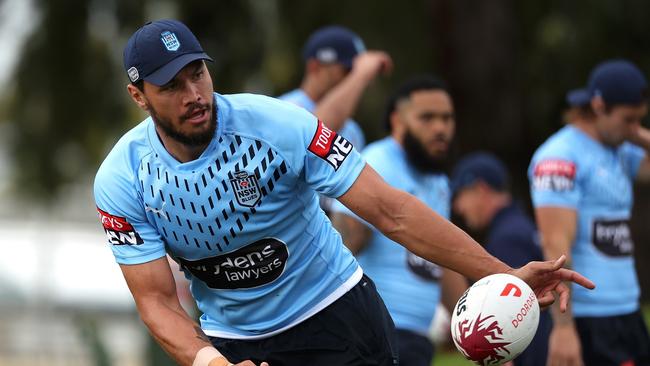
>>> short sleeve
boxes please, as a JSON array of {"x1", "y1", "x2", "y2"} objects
[
  {"x1": 620, "y1": 142, "x2": 646, "y2": 179},
  {"x1": 528, "y1": 155, "x2": 581, "y2": 209},
  {"x1": 94, "y1": 162, "x2": 167, "y2": 265},
  {"x1": 302, "y1": 119, "x2": 366, "y2": 198}
]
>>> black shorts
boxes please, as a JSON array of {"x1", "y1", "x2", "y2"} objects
[
  {"x1": 395, "y1": 329, "x2": 434, "y2": 366},
  {"x1": 209, "y1": 275, "x2": 399, "y2": 366},
  {"x1": 575, "y1": 310, "x2": 650, "y2": 366}
]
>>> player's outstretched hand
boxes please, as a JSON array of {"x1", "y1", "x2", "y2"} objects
[
  {"x1": 233, "y1": 362, "x2": 269, "y2": 366},
  {"x1": 352, "y1": 51, "x2": 393, "y2": 79},
  {"x1": 507, "y1": 255, "x2": 595, "y2": 311}
]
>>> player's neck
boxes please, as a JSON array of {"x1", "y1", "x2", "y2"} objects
[
  {"x1": 572, "y1": 119, "x2": 602, "y2": 144},
  {"x1": 300, "y1": 77, "x2": 327, "y2": 102}
]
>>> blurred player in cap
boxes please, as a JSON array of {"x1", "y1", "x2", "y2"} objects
[
  {"x1": 451, "y1": 152, "x2": 552, "y2": 366},
  {"x1": 94, "y1": 19, "x2": 594, "y2": 366},
  {"x1": 529, "y1": 59, "x2": 650, "y2": 366}
]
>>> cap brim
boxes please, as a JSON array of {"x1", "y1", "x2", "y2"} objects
[
  {"x1": 145, "y1": 52, "x2": 213, "y2": 86},
  {"x1": 566, "y1": 88, "x2": 591, "y2": 106}
]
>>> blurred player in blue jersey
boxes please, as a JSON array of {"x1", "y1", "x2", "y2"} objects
[
  {"x1": 529, "y1": 59, "x2": 650, "y2": 366},
  {"x1": 451, "y1": 152, "x2": 552, "y2": 366},
  {"x1": 94, "y1": 19, "x2": 595, "y2": 366},
  {"x1": 278, "y1": 25, "x2": 391, "y2": 214},
  {"x1": 330, "y1": 75, "x2": 467, "y2": 366}
]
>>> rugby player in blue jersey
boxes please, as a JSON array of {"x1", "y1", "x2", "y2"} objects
[
  {"x1": 529, "y1": 59, "x2": 650, "y2": 366},
  {"x1": 330, "y1": 75, "x2": 466, "y2": 366},
  {"x1": 94, "y1": 19, "x2": 594, "y2": 366}
]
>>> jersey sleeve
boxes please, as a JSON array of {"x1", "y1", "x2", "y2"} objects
[
  {"x1": 528, "y1": 151, "x2": 581, "y2": 209},
  {"x1": 620, "y1": 142, "x2": 646, "y2": 179},
  {"x1": 301, "y1": 119, "x2": 366, "y2": 198},
  {"x1": 94, "y1": 159, "x2": 167, "y2": 265}
]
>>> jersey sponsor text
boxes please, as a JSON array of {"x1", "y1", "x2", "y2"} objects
[
  {"x1": 97, "y1": 207, "x2": 144, "y2": 245},
  {"x1": 533, "y1": 159, "x2": 576, "y2": 191},
  {"x1": 308, "y1": 120, "x2": 353, "y2": 170}
]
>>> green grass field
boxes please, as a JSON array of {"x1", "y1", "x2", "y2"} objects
[{"x1": 431, "y1": 304, "x2": 650, "y2": 366}]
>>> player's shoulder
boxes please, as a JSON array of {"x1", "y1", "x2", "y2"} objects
[
  {"x1": 95, "y1": 118, "x2": 153, "y2": 189},
  {"x1": 532, "y1": 125, "x2": 580, "y2": 162}
]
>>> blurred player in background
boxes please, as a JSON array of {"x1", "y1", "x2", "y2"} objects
[
  {"x1": 278, "y1": 25, "x2": 392, "y2": 213},
  {"x1": 331, "y1": 75, "x2": 467, "y2": 366},
  {"x1": 451, "y1": 152, "x2": 552, "y2": 366},
  {"x1": 529, "y1": 59, "x2": 650, "y2": 366}
]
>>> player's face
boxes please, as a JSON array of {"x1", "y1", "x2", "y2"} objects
[
  {"x1": 320, "y1": 63, "x2": 349, "y2": 90},
  {"x1": 596, "y1": 103, "x2": 648, "y2": 146},
  {"x1": 143, "y1": 61, "x2": 215, "y2": 146},
  {"x1": 453, "y1": 184, "x2": 487, "y2": 230},
  {"x1": 400, "y1": 90, "x2": 455, "y2": 160}
]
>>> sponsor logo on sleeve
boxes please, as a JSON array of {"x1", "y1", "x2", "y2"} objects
[
  {"x1": 177, "y1": 238, "x2": 289, "y2": 289},
  {"x1": 308, "y1": 120, "x2": 353, "y2": 171},
  {"x1": 532, "y1": 159, "x2": 576, "y2": 191},
  {"x1": 592, "y1": 219, "x2": 634, "y2": 256},
  {"x1": 97, "y1": 207, "x2": 144, "y2": 246}
]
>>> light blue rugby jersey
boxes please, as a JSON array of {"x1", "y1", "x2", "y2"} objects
[
  {"x1": 529, "y1": 125, "x2": 646, "y2": 317},
  {"x1": 278, "y1": 89, "x2": 366, "y2": 150},
  {"x1": 94, "y1": 93, "x2": 366, "y2": 339},
  {"x1": 332, "y1": 137, "x2": 450, "y2": 335}
]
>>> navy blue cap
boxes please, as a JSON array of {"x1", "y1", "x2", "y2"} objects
[
  {"x1": 302, "y1": 25, "x2": 366, "y2": 68},
  {"x1": 566, "y1": 59, "x2": 648, "y2": 107},
  {"x1": 451, "y1": 152, "x2": 508, "y2": 195},
  {"x1": 123, "y1": 19, "x2": 213, "y2": 86}
]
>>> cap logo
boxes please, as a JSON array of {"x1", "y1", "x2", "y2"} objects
[
  {"x1": 127, "y1": 67, "x2": 139, "y2": 82},
  {"x1": 316, "y1": 48, "x2": 337, "y2": 63},
  {"x1": 353, "y1": 37, "x2": 366, "y2": 53},
  {"x1": 161, "y1": 30, "x2": 180, "y2": 51}
]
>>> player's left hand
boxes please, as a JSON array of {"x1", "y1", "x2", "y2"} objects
[
  {"x1": 628, "y1": 124, "x2": 650, "y2": 150},
  {"x1": 507, "y1": 255, "x2": 595, "y2": 311}
]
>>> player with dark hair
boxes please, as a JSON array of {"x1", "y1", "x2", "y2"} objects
[
  {"x1": 529, "y1": 59, "x2": 650, "y2": 366},
  {"x1": 330, "y1": 75, "x2": 467, "y2": 366},
  {"x1": 94, "y1": 19, "x2": 594, "y2": 366}
]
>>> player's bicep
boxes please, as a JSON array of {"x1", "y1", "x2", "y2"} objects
[
  {"x1": 119, "y1": 257, "x2": 178, "y2": 308},
  {"x1": 337, "y1": 164, "x2": 406, "y2": 233}
]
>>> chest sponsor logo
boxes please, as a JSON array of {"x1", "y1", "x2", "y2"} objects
[
  {"x1": 97, "y1": 207, "x2": 143, "y2": 245},
  {"x1": 308, "y1": 119, "x2": 353, "y2": 171},
  {"x1": 230, "y1": 171, "x2": 261, "y2": 207},
  {"x1": 532, "y1": 159, "x2": 576, "y2": 191},
  {"x1": 406, "y1": 251, "x2": 442, "y2": 281},
  {"x1": 177, "y1": 238, "x2": 288, "y2": 289},
  {"x1": 592, "y1": 219, "x2": 634, "y2": 257}
]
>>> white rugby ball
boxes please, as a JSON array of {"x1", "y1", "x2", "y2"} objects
[{"x1": 450, "y1": 273, "x2": 540, "y2": 365}]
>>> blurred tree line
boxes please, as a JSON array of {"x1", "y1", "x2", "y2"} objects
[{"x1": 3, "y1": 0, "x2": 649, "y2": 294}]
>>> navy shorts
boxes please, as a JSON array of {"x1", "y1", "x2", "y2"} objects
[
  {"x1": 395, "y1": 329, "x2": 434, "y2": 366},
  {"x1": 576, "y1": 310, "x2": 650, "y2": 365},
  {"x1": 209, "y1": 275, "x2": 399, "y2": 366}
]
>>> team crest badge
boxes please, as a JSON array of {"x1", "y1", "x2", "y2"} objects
[
  {"x1": 230, "y1": 171, "x2": 261, "y2": 207},
  {"x1": 160, "y1": 30, "x2": 180, "y2": 51}
]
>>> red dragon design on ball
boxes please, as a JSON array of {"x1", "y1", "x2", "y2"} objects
[{"x1": 454, "y1": 313, "x2": 511, "y2": 365}]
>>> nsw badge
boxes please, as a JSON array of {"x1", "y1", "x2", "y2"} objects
[{"x1": 230, "y1": 171, "x2": 261, "y2": 207}]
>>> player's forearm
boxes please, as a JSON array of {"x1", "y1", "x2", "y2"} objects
[
  {"x1": 380, "y1": 191, "x2": 511, "y2": 281},
  {"x1": 137, "y1": 297, "x2": 225, "y2": 366},
  {"x1": 313, "y1": 70, "x2": 373, "y2": 131},
  {"x1": 331, "y1": 212, "x2": 372, "y2": 254}
]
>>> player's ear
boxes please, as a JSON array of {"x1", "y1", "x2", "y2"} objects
[
  {"x1": 390, "y1": 110, "x2": 405, "y2": 138},
  {"x1": 126, "y1": 83, "x2": 149, "y2": 111},
  {"x1": 591, "y1": 95, "x2": 606, "y2": 116}
]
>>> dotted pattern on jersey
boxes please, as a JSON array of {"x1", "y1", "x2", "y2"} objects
[{"x1": 138, "y1": 134, "x2": 289, "y2": 253}]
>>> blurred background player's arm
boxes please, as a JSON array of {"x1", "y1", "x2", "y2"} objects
[
  {"x1": 440, "y1": 268, "x2": 468, "y2": 314},
  {"x1": 630, "y1": 124, "x2": 650, "y2": 181},
  {"x1": 331, "y1": 211, "x2": 372, "y2": 254},
  {"x1": 119, "y1": 257, "x2": 232, "y2": 366},
  {"x1": 535, "y1": 206, "x2": 583, "y2": 366},
  {"x1": 314, "y1": 51, "x2": 392, "y2": 131}
]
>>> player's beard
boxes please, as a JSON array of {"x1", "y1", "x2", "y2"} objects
[
  {"x1": 149, "y1": 101, "x2": 217, "y2": 147},
  {"x1": 403, "y1": 128, "x2": 450, "y2": 174}
]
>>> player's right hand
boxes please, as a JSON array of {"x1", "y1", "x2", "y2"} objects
[
  {"x1": 546, "y1": 324, "x2": 583, "y2": 366},
  {"x1": 352, "y1": 51, "x2": 393, "y2": 79}
]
